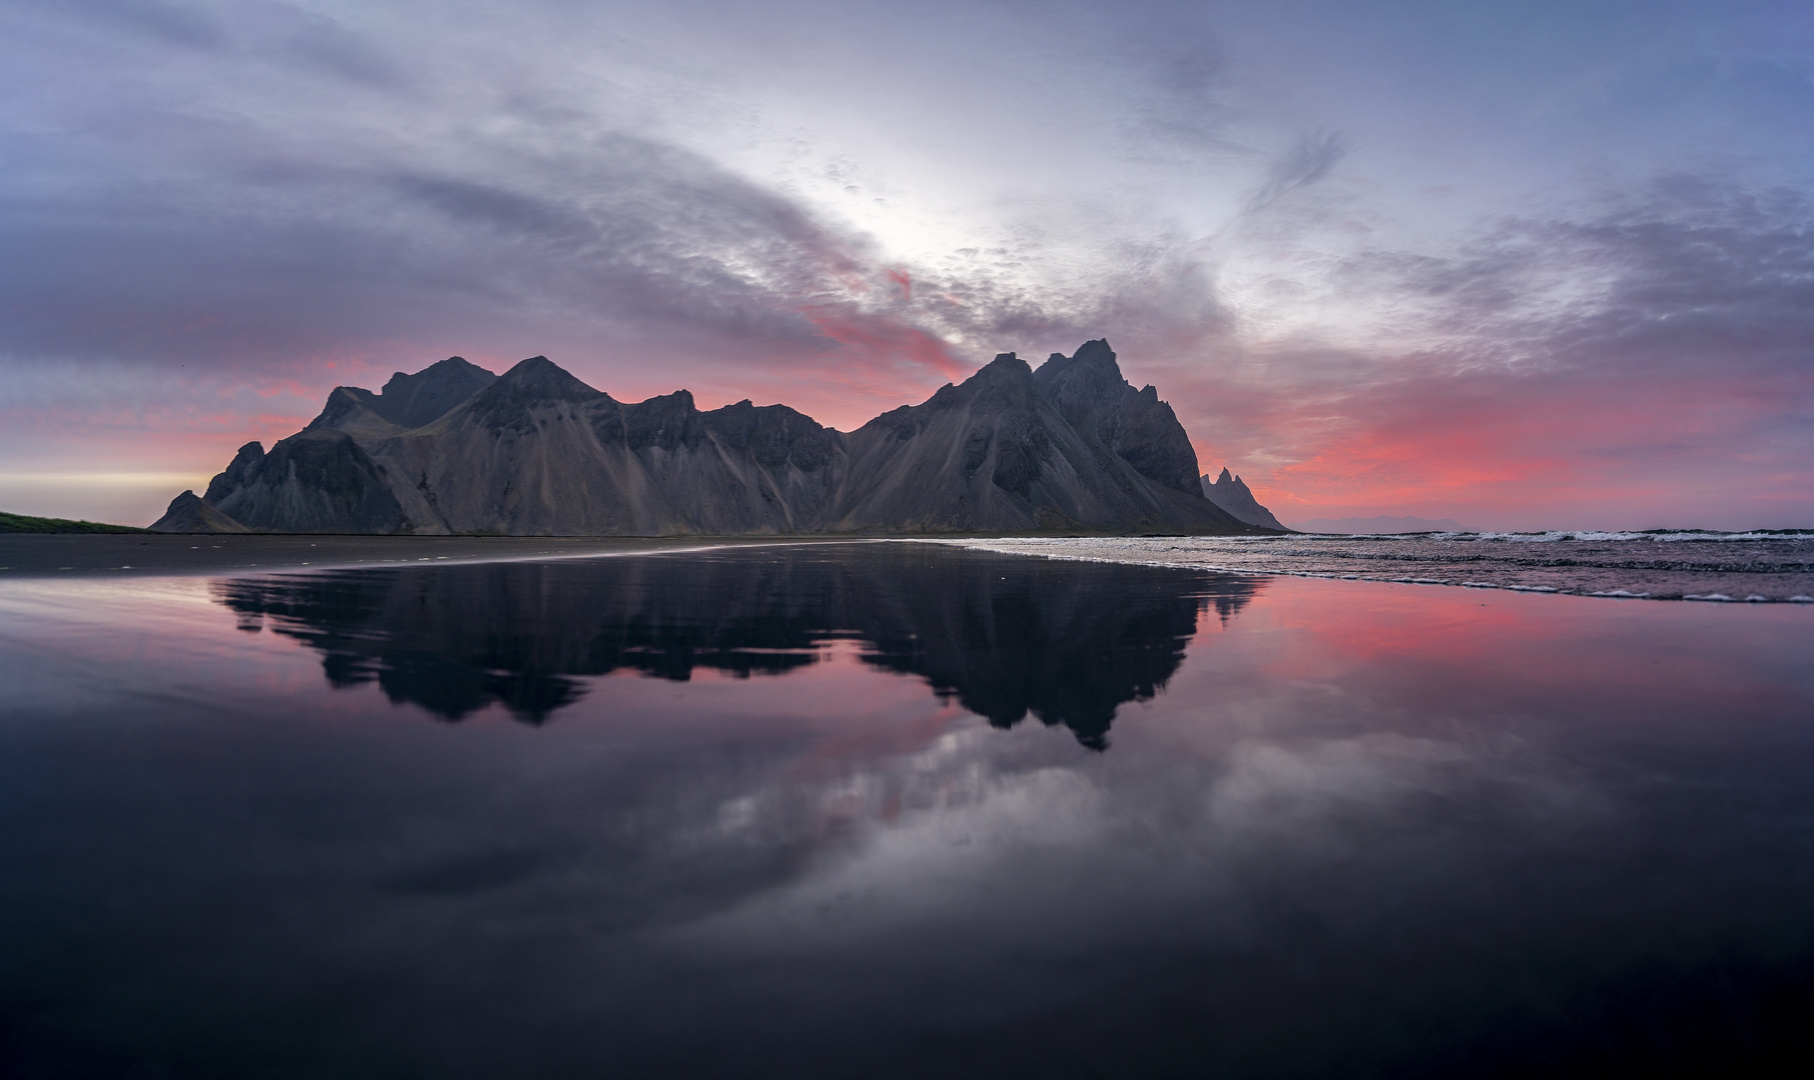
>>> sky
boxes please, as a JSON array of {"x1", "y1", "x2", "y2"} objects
[{"x1": 2, "y1": 0, "x2": 1811, "y2": 530}]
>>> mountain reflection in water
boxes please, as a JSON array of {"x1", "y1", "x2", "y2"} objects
[{"x1": 211, "y1": 542, "x2": 1262, "y2": 748}]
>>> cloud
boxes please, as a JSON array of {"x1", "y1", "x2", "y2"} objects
[
  {"x1": 1114, "y1": 10, "x2": 1236, "y2": 152},
  {"x1": 0, "y1": 0, "x2": 1242, "y2": 419},
  {"x1": 1336, "y1": 178, "x2": 1814, "y2": 376},
  {"x1": 1245, "y1": 129, "x2": 1348, "y2": 213},
  {"x1": 0, "y1": 0, "x2": 1247, "y2": 401},
  {"x1": 38, "y1": 0, "x2": 226, "y2": 49},
  {"x1": 0, "y1": 119, "x2": 949, "y2": 378},
  {"x1": 285, "y1": 13, "x2": 401, "y2": 84},
  {"x1": 1180, "y1": 179, "x2": 1814, "y2": 527}
]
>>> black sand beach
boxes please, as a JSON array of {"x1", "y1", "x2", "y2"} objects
[{"x1": 0, "y1": 533, "x2": 822, "y2": 577}]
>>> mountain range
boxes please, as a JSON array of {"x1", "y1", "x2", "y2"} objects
[{"x1": 152, "y1": 340, "x2": 1270, "y2": 537}]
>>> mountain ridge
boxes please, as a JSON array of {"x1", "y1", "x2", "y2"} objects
[{"x1": 153, "y1": 342, "x2": 1269, "y2": 537}]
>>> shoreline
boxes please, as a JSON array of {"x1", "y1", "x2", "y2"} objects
[
  {"x1": 5, "y1": 533, "x2": 1809, "y2": 605},
  {"x1": 0, "y1": 533, "x2": 870, "y2": 578},
  {"x1": 0, "y1": 528, "x2": 1270, "y2": 579}
]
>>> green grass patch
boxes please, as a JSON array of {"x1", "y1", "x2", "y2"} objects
[{"x1": 0, "y1": 511, "x2": 148, "y2": 534}]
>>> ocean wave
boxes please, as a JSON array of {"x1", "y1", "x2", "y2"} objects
[
  {"x1": 1282, "y1": 529, "x2": 1812, "y2": 543},
  {"x1": 928, "y1": 535, "x2": 1814, "y2": 604}
]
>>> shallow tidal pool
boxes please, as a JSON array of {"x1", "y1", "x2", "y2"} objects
[{"x1": 1, "y1": 541, "x2": 1811, "y2": 1078}]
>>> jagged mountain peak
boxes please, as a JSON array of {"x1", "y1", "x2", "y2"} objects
[
  {"x1": 961, "y1": 352, "x2": 1038, "y2": 402},
  {"x1": 1202, "y1": 467, "x2": 1286, "y2": 531},
  {"x1": 900, "y1": 359, "x2": 1033, "y2": 426},
  {"x1": 1032, "y1": 340, "x2": 1133, "y2": 415},
  {"x1": 1072, "y1": 337, "x2": 1117, "y2": 364},
  {"x1": 1025, "y1": 340, "x2": 1201, "y2": 495},
  {"x1": 701, "y1": 397, "x2": 841, "y2": 471},
  {"x1": 203, "y1": 441, "x2": 267, "y2": 503},
  {"x1": 1034, "y1": 338, "x2": 1122, "y2": 387}
]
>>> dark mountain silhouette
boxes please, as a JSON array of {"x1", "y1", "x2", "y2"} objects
[
  {"x1": 211, "y1": 543, "x2": 1264, "y2": 748},
  {"x1": 153, "y1": 342, "x2": 1264, "y2": 536},
  {"x1": 1200, "y1": 467, "x2": 1287, "y2": 530}
]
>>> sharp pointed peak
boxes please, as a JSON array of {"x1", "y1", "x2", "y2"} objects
[{"x1": 1033, "y1": 339, "x2": 1124, "y2": 383}]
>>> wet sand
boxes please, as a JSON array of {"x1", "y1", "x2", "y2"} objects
[{"x1": 0, "y1": 533, "x2": 849, "y2": 577}]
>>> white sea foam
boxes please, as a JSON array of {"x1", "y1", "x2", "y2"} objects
[
  {"x1": 925, "y1": 535, "x2": 1813, "y2": 605},
  {"x1": 1433, "y1": 530, "x2": 1805, "y2": 543}
]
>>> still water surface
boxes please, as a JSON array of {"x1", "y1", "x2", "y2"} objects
[{"x1": 2, "y1": 542, "x2": 1812, "y2": 1078}]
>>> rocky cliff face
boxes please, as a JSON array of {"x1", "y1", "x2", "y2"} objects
[
  {"x1": 152, "y1": 342, "x2": 1258, "y2": 536},
  {"x1": 1200, "y1": 467, "x2": 1287, "y2": 530}
]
